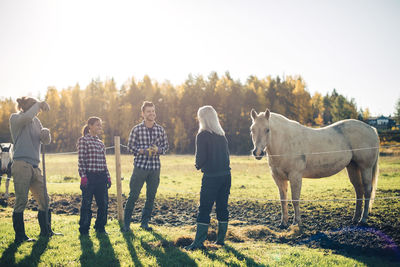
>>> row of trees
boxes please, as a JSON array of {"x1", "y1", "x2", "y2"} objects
[{"x1": 0, "y1": 72, "x2": 389, "y2": 154}]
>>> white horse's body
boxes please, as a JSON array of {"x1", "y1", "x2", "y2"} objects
[
  {"x1": 0, "y1": 143, "x2": 13, "y2": 198},
  {"x1": 250, "y1": 109, "x2": 379, "y2": 226}
]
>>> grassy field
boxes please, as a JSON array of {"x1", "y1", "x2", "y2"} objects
[{"x1": 0, "y1": 154, "x2": 400, "y2": 266}]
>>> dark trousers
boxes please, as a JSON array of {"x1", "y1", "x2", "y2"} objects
[
  {"x1": 197, "y1": 173, "x2": 231, "y2": 224},
  {"x1": 79, "y1": 171, "x2": 108, "y2": 234}
]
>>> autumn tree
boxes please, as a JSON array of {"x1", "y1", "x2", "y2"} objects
[{"x1": 395, "y1": 97, "x2": 400, "y2": 124}]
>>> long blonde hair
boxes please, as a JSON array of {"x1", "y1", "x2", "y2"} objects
[{"x1": 197, "y1": 106, "x2": 225, "y2": 136}]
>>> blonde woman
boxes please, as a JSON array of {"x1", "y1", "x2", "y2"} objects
[{"x1": 186, "y1": 106, "x2": 231, "y2": 250}]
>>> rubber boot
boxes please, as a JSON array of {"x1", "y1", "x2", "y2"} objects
[
  {"x1": 13, "y1": 212, "x2": 35, "y2": 243},
  {"x1": 185, "y1": 223, "x2": 209, "y2": 250},
  {"x1": 215, "y1": 221, "x2": 228, "y2": 245}
]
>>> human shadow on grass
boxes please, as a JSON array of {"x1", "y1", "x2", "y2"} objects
[
  {"x1": 201, "y1": 244, "x2": 266, "y2": 267},
  {"x1": 96, "y1": 232, "x2": 121, "y2": 267},
  {"x1": 79, "y1": 235, "x2": 95, "y2": 267},
  {"x1": 15, "y1": 236, "x2": 50, "y2": 267},
  {"x1": 139, "y1": 230, "x2": 197, "y2": 267},
  {"x1": 79, "y1": 232, "x2": 121, "y2": 267},
  {"x1": 0, "y1": 240, "x2": 22, "y2": 266},
  {"x1": 122, "y1": 230, "x2": 143, "y2": 267}
]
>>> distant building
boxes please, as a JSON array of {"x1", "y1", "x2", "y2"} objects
[{"x1": 366, "y1": 116, "x2": 396, "y2": 130}]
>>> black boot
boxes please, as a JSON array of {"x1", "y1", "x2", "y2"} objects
[
  {"x1": 140, "y1": 209, "x2": 153, "y2": 231},
  {"x1": 79, "y1": 209, "x2": 92, "y2": 235},
  {"x1": 140, "y1": 217, "x2": 153, "y2": 231},
  {"x1": 39, "y1": 210, "x2": 62, "y2": 237},
  {"x1": 13, "y1": 212, "x2": 35, "y2": 243},
  {"x1": 38, "y1": 210, "x2": 50, "y2": 237}
]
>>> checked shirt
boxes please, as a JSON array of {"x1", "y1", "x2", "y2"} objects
[
  {"x1": 127, "y1": 121, "x2": 169, "y2": 170},
  {"x1": 78, "y1": 134, "x2": 111, "y2": 179}
]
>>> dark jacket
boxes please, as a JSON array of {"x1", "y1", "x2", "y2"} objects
[{"x1": 195, "y1": 130, "x2": 230, "y2": 177}]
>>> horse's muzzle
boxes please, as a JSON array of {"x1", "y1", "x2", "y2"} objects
[{"x1": 252, "y1": 149, "x2": 265, "y2": 160}]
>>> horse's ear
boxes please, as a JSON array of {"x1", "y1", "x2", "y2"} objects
[
  {"x1": 251, "y1": 109, "x2": 257, "y2": 120},
  {"x1": 265, "y1": 109, "x2": 270, "y2": 120}
]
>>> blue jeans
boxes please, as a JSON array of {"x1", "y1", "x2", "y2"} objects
[{"x1": 197, "y1": 173, "x2": 231, "y2": 224}]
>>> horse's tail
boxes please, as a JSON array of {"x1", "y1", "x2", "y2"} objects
[{"x1": 369, "y1": 154, "x2": 379, "y2": 211}]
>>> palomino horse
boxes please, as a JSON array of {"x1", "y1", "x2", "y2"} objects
[
  {"x1": 250, "y1": 109, "x2": 379, "y2": 227},
  {"x1": 0, "y1": 143, "x2": 13, "y2": 198}
]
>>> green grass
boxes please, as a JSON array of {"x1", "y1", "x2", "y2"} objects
[
  {"x1": 0, "y1": 208, "x2": 394, "y2": 267},
  {"x1": 1, "y1": 154, "x2": 399, "y2": 266}
]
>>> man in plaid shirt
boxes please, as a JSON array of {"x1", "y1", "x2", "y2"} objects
[{"x1": 122, "y1": 101, "x2": 169, "y2": 232}]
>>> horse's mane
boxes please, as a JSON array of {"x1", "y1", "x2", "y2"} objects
[{"x1": 270, "y1": 112, "x2": 306, "y2": 130}]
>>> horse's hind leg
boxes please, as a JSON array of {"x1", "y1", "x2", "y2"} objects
[
  {"x1": 360, "y1": 167, "x2": 373, "y2": 224},
  {"x1": 272, "y1": 175, "x2": 289, "y2": 228},
  {"x1": 347, "y1": 162, "x2": 363, "y2": 223}
]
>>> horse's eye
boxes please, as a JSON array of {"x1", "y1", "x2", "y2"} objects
[{"x1": 265, "y1": 128, "x2": 270, "y2": 134}]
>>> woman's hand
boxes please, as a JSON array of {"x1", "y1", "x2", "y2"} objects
[
  {"x1": 80, "y1": 176, "x2": 88, "y2": 190},
  {"x1": 107, "y1": 177, "x2": 112, "y2": 189}
]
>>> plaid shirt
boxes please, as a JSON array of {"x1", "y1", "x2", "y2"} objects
[
  {"x1": 127, "y1": 121, "x2": 169, "y2": 170},
  {"x1": 78, "y1": 134, "x2": 110, "y2": 179}
]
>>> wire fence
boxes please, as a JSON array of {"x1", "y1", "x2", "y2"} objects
[{"x1": 1, "y1": 144, "x2": 400, "y2": 203}]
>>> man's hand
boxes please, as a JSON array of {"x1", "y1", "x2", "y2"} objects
[
  {"x1": 145, "y1": 148, "x2": 155, "y2": 157},
  {"x1": 151, "y1": 145, "x2": 159, "y2": 154},
  {"x1": 40, "y1": 128, "x2": 51, "y2": 145},
  {"x1": 39, "y1": 101, "x2": 50, "y2": 112}
]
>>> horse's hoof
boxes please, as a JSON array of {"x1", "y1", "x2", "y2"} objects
[
  {"x1": 357, "y1": 220, "x2": 368, "y2": 227},
  {"x1": 278, "y1": 223, "x2": 288, "y2": 229}
]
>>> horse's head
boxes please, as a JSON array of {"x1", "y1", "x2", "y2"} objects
[
  {"x1": 0, "y1": 143, "x2": 13, "y2": 172},
  {"x1": 250, "y1": 108, "x2": 271, "y2": 160}
]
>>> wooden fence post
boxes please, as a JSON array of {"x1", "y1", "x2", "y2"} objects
[{"x1": 114, "y1": 136, "x2": 124, "y2": 222}]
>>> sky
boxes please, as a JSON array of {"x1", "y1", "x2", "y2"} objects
[{"x1": 0, "y1": 0, "x2": 399, "y2": 116}]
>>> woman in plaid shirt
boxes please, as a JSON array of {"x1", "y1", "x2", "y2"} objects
[{"x1": 77, "y1": 117, "x2": 111, "y2": 235}]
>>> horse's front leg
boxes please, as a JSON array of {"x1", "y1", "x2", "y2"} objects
[
  {"x1": 273, "y1": 175, "x2": 289, "y2": 228},
  {"x1": 289, "y1": 173, "x2": 303, "y2": 226},
  {"x1": 5, "y1": 175, "x2": 10, "y2": 198}
]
